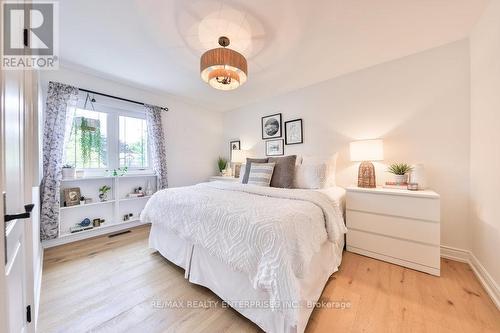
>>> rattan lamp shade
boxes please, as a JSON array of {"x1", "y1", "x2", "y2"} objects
[
  {"x1": 350, "y1": 139, "x2": 384, "y2": 188},
  {"x1": 200, "y1": 38, "x2": 248, "y2": 91}
]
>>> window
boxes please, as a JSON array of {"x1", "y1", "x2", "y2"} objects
[
  {"x1": 63, "y1": 104, "x2": 151, "y2": 172},
  {"x1": 65, "y1": 108, "x2": 108, "y2": 169},
  {"x1": 119, "y1": 116, "x2": 148, "y2": 169}
]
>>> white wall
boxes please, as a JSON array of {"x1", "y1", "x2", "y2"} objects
[
  {"x1": 223, "y1": 40, "x2": 471, "y2": 250},
  {"x1": 40, "y1": 66, "x2": 224, "y2": 187},
  {"x1": 470, "y1": 0, "x2": 500, "y2": 289}
]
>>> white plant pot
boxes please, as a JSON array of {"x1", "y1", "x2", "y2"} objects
[
  {"x1": 394, "y1": 174, "x2": 407, "y2": 184},
  {"x1": 62, "y1": 168, "x2": 75, "y2": 179}
]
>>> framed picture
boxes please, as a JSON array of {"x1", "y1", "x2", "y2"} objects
[
  {"x1": 265, "y1": 139, "x2": 284, "y2": 156},
  {"x1": 63, "y1": 187, "x2": 81, "y2": 207},
  {"x1": 229, "y1": 140, "x2": 240, "y2": 161},
  {"x1": 285, "y1": 118, "x2": 303, "y2": 145},
  {"x1": 261, "y1": 113, "x2": 282, "y2": 139}
]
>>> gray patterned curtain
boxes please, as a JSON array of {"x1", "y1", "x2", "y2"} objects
[
  {"x1": 144, "y1": 104, "x2": 168, "y2": 190},
  {"x1": 40, "y1": 82, "x2": 79, "y2": 240}
]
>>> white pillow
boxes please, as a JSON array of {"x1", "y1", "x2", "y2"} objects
[
  {"x1": 294, "y1": 153, "x2": 338, "y2": 189},
  {"x1": 247, "y1": 162, "x2": 275, "y2": 187}
]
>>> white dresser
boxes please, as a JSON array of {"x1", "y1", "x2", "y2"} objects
[{"x1": 345, "y1": 186, "x2": 441, "y2": 276}]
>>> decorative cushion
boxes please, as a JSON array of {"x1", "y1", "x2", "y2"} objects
[
  {"x1": 293, "y1": 163, "x2": 328, "y2": 189},
  {"x1": 298, "y1": 153, "x2": 338, "y2": 187},
  {"x1": 247, "y1": 163, "x2": 276, "y2": 187},
  {"x1": 268, "y1": 155, "x2": 297, "y2": 188},
  {"x1": 242, "y1": 158, "x2": 269, "y2": 183}
]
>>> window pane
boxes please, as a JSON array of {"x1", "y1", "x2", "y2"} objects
[
  {"x1": 64, "y1": 109, "x2": 108, "y2": 169},
  {"x1": 119, "y1": 116, "x2": 148, "y2": 169}
]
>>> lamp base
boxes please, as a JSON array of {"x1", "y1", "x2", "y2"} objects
[
  {"x1": 358, "y1": 161, "x2": 376, "y2": 188},
  {"x1": 234, "y1": 163, "x2": 242, "y2": 178}
]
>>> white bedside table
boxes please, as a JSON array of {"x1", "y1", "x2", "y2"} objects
[
  {"x1": 209, "y1": 176, "x2": 239, "y2": 182},
  {"x1": 345, "y1": 186, "x2": 441, "y2": 276}
]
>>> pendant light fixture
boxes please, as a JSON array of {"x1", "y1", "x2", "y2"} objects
[{"x1": 200, "y1": 36, "x2": 248, "y2": 91}]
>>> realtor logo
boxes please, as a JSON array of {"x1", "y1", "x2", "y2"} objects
[{"x1": 2, "y1": 1, "x2": 58, "y2": 69}]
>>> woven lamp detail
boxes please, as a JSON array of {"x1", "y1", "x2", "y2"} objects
[
  {"x1": 350, "y1": 139, "x2": 384, "y2": 188},
  {"x1": 200, "y1": 36, "x2": 248, "y2": 91}
]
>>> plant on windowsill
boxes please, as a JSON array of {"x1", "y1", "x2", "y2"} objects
[
  {"x1": 106, "y1": 166, "x2": 128, "y2": 177},
  {"x1": 62, "y1": 164, "x2": 75, "y2": 179},
  {"x1": 99, "y1": 185, "x2": 111, "y2": 202},
  {"x1": 217, "y1": 157, "x2": 228, "y2": 176},
  {"x1": 387, "y1": 163, "x2": 413, "y2": 184}
]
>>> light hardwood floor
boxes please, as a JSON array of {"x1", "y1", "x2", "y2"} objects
[{"x1": 39, "y1": 225, "x2": 500, "y2": 333}]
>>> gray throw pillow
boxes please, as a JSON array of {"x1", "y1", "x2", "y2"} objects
[
  {"x1": 268, "y1": 155, "x2": 297, "y2": 188},
  {"x1": 243, "y1": 158, "x2": 269, "y2": 183}
]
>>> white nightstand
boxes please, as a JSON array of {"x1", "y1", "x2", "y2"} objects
[
  {"x1": 345, "y1": 186, "x2": 441, "y2": 276},
  {"x1": 209, "y1": 176, "x2": 239, "y2": 182}
]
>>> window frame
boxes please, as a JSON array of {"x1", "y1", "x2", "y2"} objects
[{"x1": 64, "y1": 101, "x2": 153, "y2": 176}]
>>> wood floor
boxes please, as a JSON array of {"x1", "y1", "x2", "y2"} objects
[{"x1": 39, "y1": 225, "x2": 500, "y2": 333}]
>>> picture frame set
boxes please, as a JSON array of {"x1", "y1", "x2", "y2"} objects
[{"x1": 261, "y1": 113, "x2": 303, "y2": 156}]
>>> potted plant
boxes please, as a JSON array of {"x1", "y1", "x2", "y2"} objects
[
  {"x1": 99, "y1": 185, "x2": 111, "y2": 202},
  {"x1": 387, "y1": 163, "x2": 413, "y2": 184},
  {"x1": 217, "y1": 157, "x2": 227, "y2": 176},
  {"x1": 80, "y1": 196, "x2": 85, "y2": 205},
  {"x1": 62, "y1": 164, "x2": 76, "y2": 179}
]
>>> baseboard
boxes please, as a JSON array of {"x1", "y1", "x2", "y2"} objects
[
  {"x1": 440, "y1": 245, "x2": 469, "y2": 263},
  {"x1": 440, "y1": 245, "x2": 500, "y2": 310}
]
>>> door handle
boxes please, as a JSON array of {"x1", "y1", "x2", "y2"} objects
[{"x1": 4, "y1": 204, "x2": 34, "y2": 223}]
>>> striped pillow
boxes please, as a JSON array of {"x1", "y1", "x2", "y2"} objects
[{"x1": 247, "y1": 162, "x2": 276, "y2": 187}]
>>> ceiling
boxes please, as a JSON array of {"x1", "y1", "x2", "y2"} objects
[{"x1": 59, "y1": 0, "x2": 489, "y2": 112}]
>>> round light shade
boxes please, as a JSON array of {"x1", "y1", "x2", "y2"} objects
[{"x1": 200, "y1": 47, "x2": 248, "y2": 91}]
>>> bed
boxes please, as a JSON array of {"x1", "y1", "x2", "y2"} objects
[{"x1": 141, "y1": 181, "x2": 346, "y2": 333}]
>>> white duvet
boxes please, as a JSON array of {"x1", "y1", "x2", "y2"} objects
[{"x1": 141, "y1": 181, "x2": 346, "y2": 323}]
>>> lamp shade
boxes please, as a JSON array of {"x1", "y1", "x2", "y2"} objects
[
  {"x1": 350, "y1": 139, "x2": 384, "y2": 162},
  {"x1": 231, "y1": 149, "x2": 246, "y2": 163}
]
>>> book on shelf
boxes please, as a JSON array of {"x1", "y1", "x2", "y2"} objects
[{"x1": 383, "y1": 181, "x2": 408, "y2": 190}]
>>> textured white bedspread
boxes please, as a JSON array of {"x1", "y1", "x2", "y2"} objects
[{"x1": 141, "y1": 182, "x2": 346, "y2": 323}]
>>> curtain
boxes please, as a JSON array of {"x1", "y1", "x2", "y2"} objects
[
  {"x1": 144, "y1": 104, "x2": 168, "y2": 190},
  {"x1": 40, "y1": 82, "x2": 79, "y2": 240}
]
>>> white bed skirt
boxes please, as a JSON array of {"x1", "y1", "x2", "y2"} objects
[{"x1": 149, "y1": 223, "x2": 344, "y2": 333}]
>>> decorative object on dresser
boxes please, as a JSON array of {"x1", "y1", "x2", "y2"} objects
[
  {"x1": 345, "y1": 186, "x2": 440, "y2": 276},
  {"x1": 62, "y1": 164, "x2": 76, "y2": 180},
  {"x1": 217, "y1": 156, "x2": 228, "y2": 176},
  {"x1": 266, "y1": 139, "x2": 284, "y2": 156},
  {"x1": 387, "y1": 163, "x2": 412, "y2": 184},
  {"x1": 231, "y1": 149, "x2": 246, "y2": 178},
  {"x1": 63, "y1": 187, "x2": 81, "y2": 207},
  {"x1": 409, "y1": 164, "x2": 427, "y2": 189},
  {"x1": 350, "y1": 139, "x2": 384, "y2": 188},
  {"x1": 261, "y1": 113, "x2": 282, "y2": 139},
  {"x1": 284, "y1": 119, "x2": 303, "y2": 145}
]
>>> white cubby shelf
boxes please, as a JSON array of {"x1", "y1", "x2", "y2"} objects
[{"x1": 55, "y1": 174, "x2": 158, "y2": 243}]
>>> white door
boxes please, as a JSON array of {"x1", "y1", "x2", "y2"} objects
[{"x1": 0, "y1": 60, "x2": 35, "y2": 333}]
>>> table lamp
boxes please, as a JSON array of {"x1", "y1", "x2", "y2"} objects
[
  {"x1": 350, "y1": 139, "x2": 384, "y2": 188},
  {"x1": 231, "y1": 149, "x2": 246, "y2": 178}
]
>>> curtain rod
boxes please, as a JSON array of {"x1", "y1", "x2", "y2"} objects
[{"x1": 78, "y1": 87, "x2": 169, "y2": 112}]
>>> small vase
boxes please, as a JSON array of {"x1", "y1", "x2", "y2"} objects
[
  {"x1": 99, "y1": 193, "x2": 108, "y2": 202},
  {"x1": 62, "y1": 168, "x2": 75, "y2": 179},
  {"x1": 394, "y1": 174, "x2": 407, "y2": 184}
]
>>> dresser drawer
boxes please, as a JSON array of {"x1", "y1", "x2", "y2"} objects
[
  {"x1": 347, "y1": 229, "x2": 440, "y2": 269},
  {"x1": 346, "y1": 210, "x2": 440, "y2": 245},
  {"x1": 346, "y1": 191, "x2": 440, "y2": 222}
]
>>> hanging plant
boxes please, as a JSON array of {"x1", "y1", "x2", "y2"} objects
[{"x1": 79, "y1": 117, "x2": 102, "y2": 166}]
